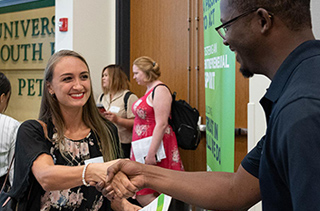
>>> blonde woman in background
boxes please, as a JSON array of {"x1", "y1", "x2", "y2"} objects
[
  {"x1": 97, "y1": 65, "x2": 138, "y2": 159},
  {"x1": 130, "y1": 56, "x2": 184, "y2": 206}
]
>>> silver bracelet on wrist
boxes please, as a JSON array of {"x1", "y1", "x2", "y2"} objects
[{"x1": 82, "y1": 163, "x2": 91, "y2": 187}]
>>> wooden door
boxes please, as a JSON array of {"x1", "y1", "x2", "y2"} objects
[
  {"x1": 130, "y1": 0, "x2": 249, "y2": 173},
  {"x1": 130, "y1": 0, "x2": 206, "y2": 171}
]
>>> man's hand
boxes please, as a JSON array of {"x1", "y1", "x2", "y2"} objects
[
  {"x1": 104, "y1": 171, "x2": 137, "y2": 199},
  {"x1": 101, "y1": 159, "x2": 145, "y2": 199}
]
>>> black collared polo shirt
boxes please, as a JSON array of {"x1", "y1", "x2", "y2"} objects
[{"x1": 242, "y1": 40, "x2": 320, "y2": 210}]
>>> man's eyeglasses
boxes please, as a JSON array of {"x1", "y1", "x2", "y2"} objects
[{"x1": 215, "y1": 8, "x2": 272, "y2": 39}]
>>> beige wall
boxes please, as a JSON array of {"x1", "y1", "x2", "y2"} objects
[
  {"x1": 2, "y1": 70, "x2": 44, "y2": 120},
  {"x1": 1, "y1": 7, "x2": 55, "y2": 121},
  {"x1": 55, "y1": 0, "x2": 116, "y2": 101}
]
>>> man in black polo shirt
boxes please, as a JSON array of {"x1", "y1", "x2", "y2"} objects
[{"x1": 101, "y1": 0, "x2": 319, "y2": 210}]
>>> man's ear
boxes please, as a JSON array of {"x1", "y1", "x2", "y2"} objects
[
  {"x1": 0, "y1": 93, "x2": 6, "y2": 103},
  {"x1": 257, "y1": 8, "x2": 273, "y2": 34}
]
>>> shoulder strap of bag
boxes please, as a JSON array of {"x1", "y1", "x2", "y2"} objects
[
  {"x1": 152, "y1": 84, "x2": 171, "y2": 100},
  {"x1": 124, "y1": 91, "x2": 133, "y2": 112},
  {"x1": 99, "y1": 93, "x2": 104, "y2": 103},
  {"x1": 0, "y1": 154, "x2": 15, "y2": 193}
]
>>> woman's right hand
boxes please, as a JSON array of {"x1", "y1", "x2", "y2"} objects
[{"x1": 86, "y1": 159, "x2": 121, "y2": 185}]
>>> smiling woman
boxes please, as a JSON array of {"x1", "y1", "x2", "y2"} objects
[
  {"x1": 3, "y1": 50, "x2": 139, "y2": 210},
  {"x1": 46, "y1": 56, "x2": 91, "y2": 110}
]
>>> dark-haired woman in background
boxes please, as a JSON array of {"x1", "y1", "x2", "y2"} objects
[{"x1": 97, "y1": 65, "x2": 138, "y2": 158}]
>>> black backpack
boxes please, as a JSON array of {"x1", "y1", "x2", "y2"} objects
[{"x1": 152, "y1": 84, "x2": 201, "y2": 150}]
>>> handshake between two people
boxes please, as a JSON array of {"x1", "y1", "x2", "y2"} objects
[
  {"x1": 84, "y1": 159, "x2": 146, "y2": 211},
  {"x1": 95, "y1": 159, "x2": 145, "y2": 200}
]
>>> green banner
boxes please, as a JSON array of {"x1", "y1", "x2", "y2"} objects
[
  {"x1": 203, "y1": 0, "x2": 235, "y2": 173},
  {"x1": 0, "y1": 0, "x2": 54, "y2": 14}
]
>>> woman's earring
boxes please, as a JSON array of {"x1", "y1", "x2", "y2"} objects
[{"x1": 50, "y1": 92, "x2": 56, "y2": 98}]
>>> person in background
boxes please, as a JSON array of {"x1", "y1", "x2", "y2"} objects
[
  {"x1": 129, "y1": 56, "x2": 184, "y2": 206},
  {"x1": 6, "y1": 50, "x2": 139, "y2": 210},
  {"x1": 102, "y1": 0, "x2": 320, "y2": 210},
  {"x1": 0, "y1": 72, "x2": 20, "y2": 191},
  {"x1": 97, "y1": 65, "x2": 138, "y2": 158}
]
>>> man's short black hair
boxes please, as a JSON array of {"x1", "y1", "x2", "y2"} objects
[{"x1": 229, "y1": 0, "x2": 311, "y2": 31}]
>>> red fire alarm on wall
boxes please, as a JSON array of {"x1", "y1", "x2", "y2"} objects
[{"x1": 59, "y1": 18, "x2": 68, "y2": 32}]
